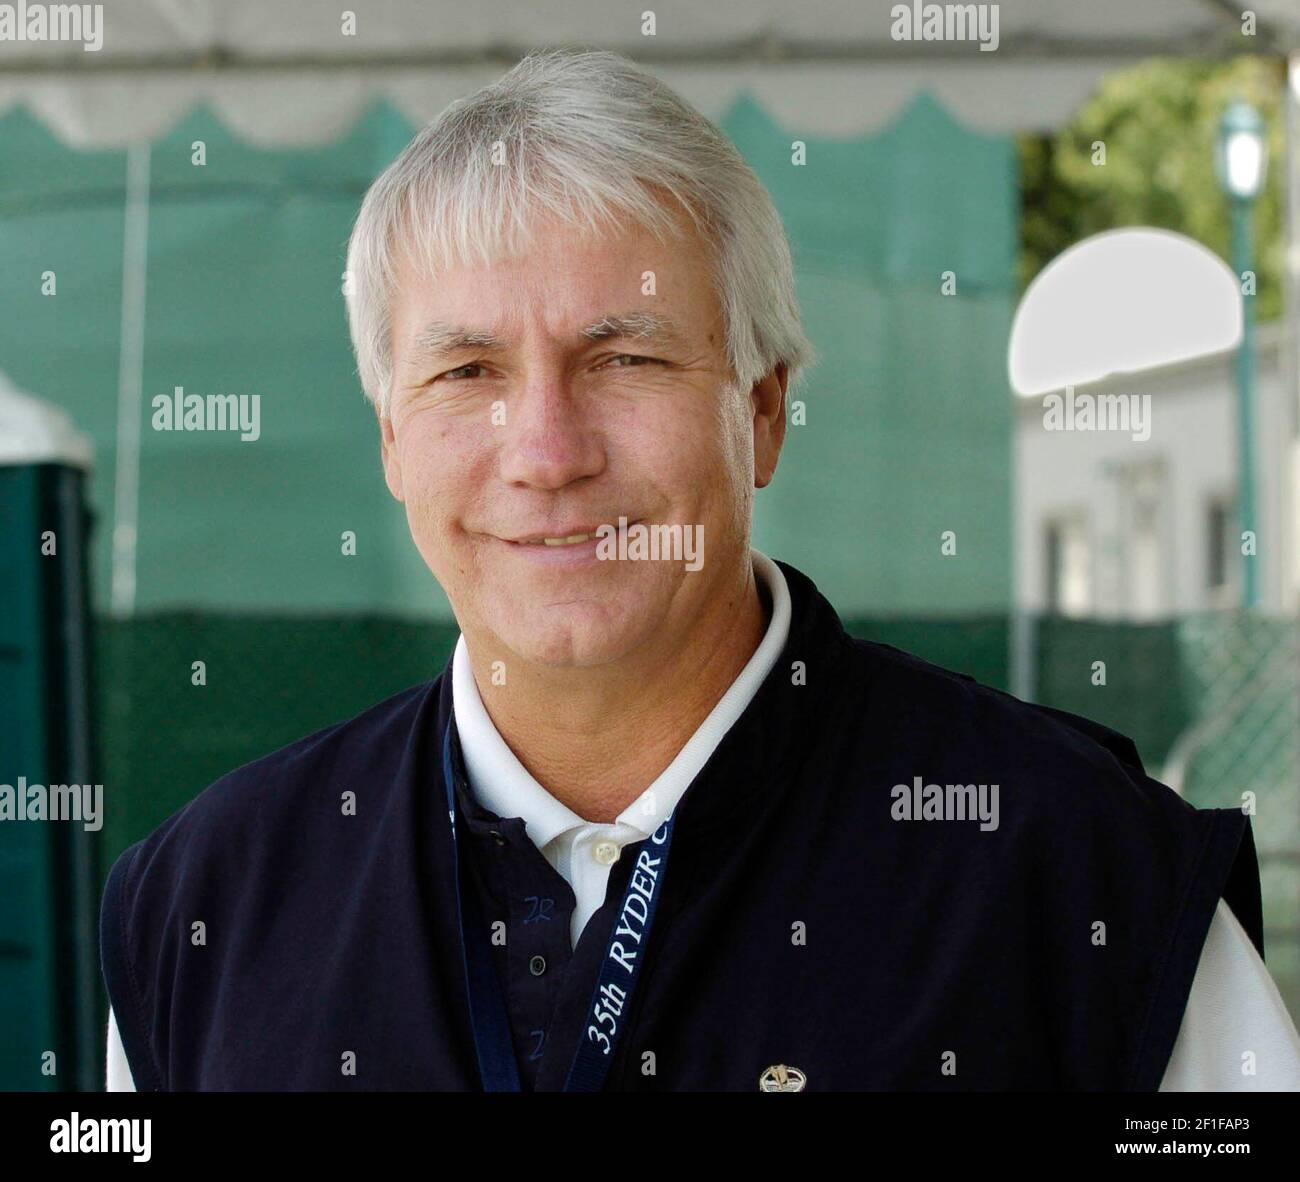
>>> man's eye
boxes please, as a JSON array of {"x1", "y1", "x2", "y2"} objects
[
  {"x1": 602, "y1": 354, "x2": 660, "y2": 369},
  {"x1": 438, "y1": 363, "x2": 486, "y2": 382}
]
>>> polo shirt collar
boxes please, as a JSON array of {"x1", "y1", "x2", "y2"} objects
[{"x1": 452, "y1": 631, "x2": 584, "y2": 849}]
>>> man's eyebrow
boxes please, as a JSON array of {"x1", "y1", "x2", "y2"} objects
[
  {"x1": 409, "y1": 311, "x2": 683, "y2": 360},
  {"x1": 410, "y1": 322, "x2": 504, "y2": 359},
  {"x1": 579, "y1": 311, "x2": 683, "y2": 346}
]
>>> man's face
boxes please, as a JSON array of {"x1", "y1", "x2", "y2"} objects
[{"x1": 381, "y1": 203, "x2": 782, "y2": 668}]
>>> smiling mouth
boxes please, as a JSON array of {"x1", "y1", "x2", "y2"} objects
[
  {"x1": 516, "y1": 532, "x2": 596, "y2": 547},
  {"x1": 503, "y1": 519, "x2": 643, "y2": 548}
]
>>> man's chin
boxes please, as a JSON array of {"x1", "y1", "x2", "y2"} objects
[{"x1": 494, "y1": 603, "x2": 653, "y2": 670}]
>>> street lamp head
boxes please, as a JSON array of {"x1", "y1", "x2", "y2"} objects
[{"x1": 1216, "y1": 100, "x2": 1267, "y2": 202}]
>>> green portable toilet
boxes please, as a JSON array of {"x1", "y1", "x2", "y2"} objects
[{"x1": 0, "y1": 372, "x2": 98, "y2": 1092}]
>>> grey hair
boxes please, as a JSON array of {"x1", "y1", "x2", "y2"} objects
[{"x1": 344, "y1": 46, "x2": 816, "y2": 414}]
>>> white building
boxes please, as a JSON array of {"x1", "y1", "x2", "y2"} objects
[{"x1": 1015, "y1": 320, "x2": 1297, "y2": 618}]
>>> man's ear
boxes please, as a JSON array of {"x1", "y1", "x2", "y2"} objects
[
  {"x1": 377, "y1": 403, "x2": 405, "y2": 503},
  {"x1": 752, "y1": 361, "x2": 789, "y2": 489}
]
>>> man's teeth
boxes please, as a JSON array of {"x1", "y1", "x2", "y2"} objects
[{"x1": 539, "y1": 534, "x2": 591, "y2": 546}]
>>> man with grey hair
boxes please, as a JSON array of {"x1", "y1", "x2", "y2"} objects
[{"x1": 102, "y1": 48, "x2": 1300, "y2": 1093}]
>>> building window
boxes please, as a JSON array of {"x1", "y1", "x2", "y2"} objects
[
  {"x1": 1206, "y1": 497, "x2": 1236, "y2": 605},
  {"x1": 1128, "y1": 495, "x2": 1163, "y2": 619},
  {"x1": 1045, "y1": 516, "x2": 1091, "y2": 616}
]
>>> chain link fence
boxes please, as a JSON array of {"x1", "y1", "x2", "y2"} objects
[{"x1": 1163, "y1": 613, "x2": 1300, "y2": 1021}]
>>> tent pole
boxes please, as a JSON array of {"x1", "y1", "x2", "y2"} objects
[{"x1": 110, "y1": 141, "x2": 150, "y2": 618}]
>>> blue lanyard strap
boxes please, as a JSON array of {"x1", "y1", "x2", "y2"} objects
[
  {"x1": 442, "y1": 722, "x2": 674, "y2": 1092},
  {"x1": 442, "y1": 725, "x2": 521, "y2": 1092},
  {"x1": 563, "y1": 812, "x2": 674, "y2": 1091}
]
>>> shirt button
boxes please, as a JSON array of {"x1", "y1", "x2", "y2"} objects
[
  {"x1": 529, "y1": 955, "x2": 547, "y2": 976},
  {"x1": 592, "y1": 840, "x2": 621, "y2": 866},
  {"x1": 489, "y1": 829, "x2": 507, "y2": 847}
]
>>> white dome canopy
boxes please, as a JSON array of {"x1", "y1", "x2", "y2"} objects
[{"x1": 1008, "y1": 227, "x2": 1244, "y2": 397}]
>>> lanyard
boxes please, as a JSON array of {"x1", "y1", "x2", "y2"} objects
[{"x1": 442, "y1": 723, "x2": 675, "y2": 1092}]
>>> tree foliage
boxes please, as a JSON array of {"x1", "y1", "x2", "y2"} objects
[{"x1": 1019, "y1": 56, "x2": 1286, "y2": 321}]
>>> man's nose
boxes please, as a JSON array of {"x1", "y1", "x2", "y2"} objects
[{"x1": 496, "y1": 377, "x2": 606, "y2": 491}]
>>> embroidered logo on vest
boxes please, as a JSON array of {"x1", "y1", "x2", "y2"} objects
[{"x1": 759, "y1": 1064, "x2": 806, "y2": 1092}]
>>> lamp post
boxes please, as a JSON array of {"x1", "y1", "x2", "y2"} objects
[{"x1": 1215, "y1": 100, "x2": 1267, "y2": 609}]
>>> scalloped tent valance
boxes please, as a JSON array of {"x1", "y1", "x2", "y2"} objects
[{"x1": 0, "y1": 0, "x2": 1297, "y2": 146}]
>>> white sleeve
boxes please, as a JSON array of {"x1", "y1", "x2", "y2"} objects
[
  {"x1": 1159, "y1": 897, "x2": 1300, "y2": 1090},
  {"x1": 106, "y1": 1007, "x2": 137, "y2": 1092}
]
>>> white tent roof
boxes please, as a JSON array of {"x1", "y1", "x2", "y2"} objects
[
  {"x1": 1, "y1": 0, "x2": 1298, "y2": 145},
  {"x1": 0, "y1": 370, "x2": 93, "y2": 469}
]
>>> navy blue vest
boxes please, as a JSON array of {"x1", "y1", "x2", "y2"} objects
[{"x1": 100, "y1": 560, "x2": 1262, "y2": 1091}]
